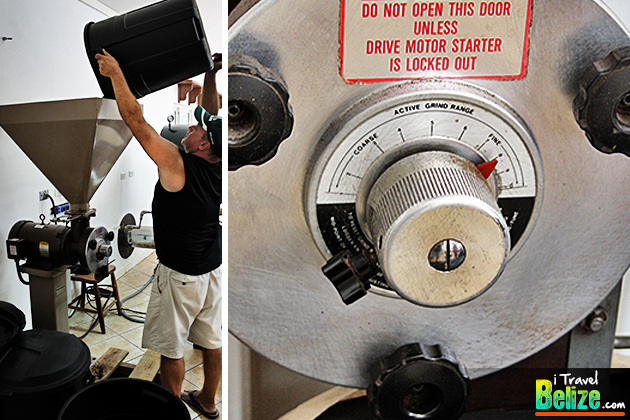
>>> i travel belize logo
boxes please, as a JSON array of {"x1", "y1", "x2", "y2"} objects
[{"x1": 535, "y1": 370, "x2": 626, "y2": 417}]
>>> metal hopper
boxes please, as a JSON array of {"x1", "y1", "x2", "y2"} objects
[{"x1": 0, "y1": 98, "x2": 133, "y2": 211}]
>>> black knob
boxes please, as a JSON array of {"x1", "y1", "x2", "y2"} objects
[
  {"x1": 88, "y1": 239, "x2": 97, "y2": 250},
  {"x1": 574, "y1": 46, "x2": 630, "y2": 156},
  {"x1": 106, "y1": 231, "x2": 115, "y2": 242},
  {"x1": 368, "y1": 343, "x2": 470, "y2": 420},
  {"x1": 322, "y1": 250, "x2": 377, "y2": 305},
  {"x1": 228, "y1": 55, "x2": 293, "y2": 170}
]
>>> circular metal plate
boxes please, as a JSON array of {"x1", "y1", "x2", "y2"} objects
[
  {"x1": 118, "y1": 213, "x2": 136, "y2": 259},
  {"x1": 309, "y1": 86, "x2": 540, "y2": 285},
  {"x1": 229, "y1": 0, "x2": 630, "y2": 387}
]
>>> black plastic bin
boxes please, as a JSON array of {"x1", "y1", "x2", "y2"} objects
[
  {"x1": 59, "y1": 378, "x2": 191, "y2": 420},
  {"x1": 0, "y1": 301, "x2": 26, "y2": 356},
  {"x1": 0, "y1": 329, "x2": 92, "y2": 420},
  {"x1": 85, "y1": 0, "x2": 213, "y2": 99}
]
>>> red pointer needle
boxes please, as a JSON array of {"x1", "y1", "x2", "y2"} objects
[{"x1": 477, "y1": 159, "x2": 498, "y2": 179}]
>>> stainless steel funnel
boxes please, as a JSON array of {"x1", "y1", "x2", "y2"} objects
[{"x1": 0, "y1": 98, "x2": 133, "y2": 211}]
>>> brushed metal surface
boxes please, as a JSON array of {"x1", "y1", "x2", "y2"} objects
[
  {"x1": 365, "y1": 151, "x2": 508, "y2": 307},
  {"x1": 0, "y1": 98, "x2": 133, "y2": 208},
  {"x1": 229, "y1": 0, "x2": 630, "y2": 387}
]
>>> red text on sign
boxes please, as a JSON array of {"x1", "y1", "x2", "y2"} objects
[
  {"x1": 406, "y1": 56, "x2": 450, "y2": 71},
  {"x1": 454, "y1": 55, "x2": 477, "y2": 70},
  {"x1": 405, "y1": 38, "x2": 447, "y2": 54},
  {"x1": 390, "y1": 57, "x2": 402, "y2": 72},
  {"x1": 362, "y1": 3, "x2": 378, "y2": 18},
  {"x1": 366, "y1": 39, "x2": 401, "y2": 54},
  {"x1": 413, "y1": 20, "x2": 458, "y2": 35},
  {"x1": 384, "y1": 2, "x2": 407, "y2": 17},
  {"x1": 411, "y1": 2, "x2": 444, "y2": 17},
  {"x1": 449, "y1": 2, "x2": 475, "y2": 16},
  {"x1": 479, "y1": 1, "x2": 511, "y2": 16},
  {"x1": 451, "y1": 37, "x2": 502, "y2": 53}
]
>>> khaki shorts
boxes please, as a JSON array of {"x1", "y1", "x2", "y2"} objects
[{"x1": 142, "y1": 264, "x2": 222, "y2": 359}]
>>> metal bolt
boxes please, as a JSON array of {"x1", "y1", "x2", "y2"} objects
[
  {"x1": 97, "y1": 244, "x2": 113, "y2": 260},
  {"x1": 428, "y1": 239, "x2": 466, "y2": 272},
  {"x1": 228, "y1": 102, "x2": 243, "y2": 118},
  {"x1": 581, "y1": 307, "x2": 608, "y2": 332}
]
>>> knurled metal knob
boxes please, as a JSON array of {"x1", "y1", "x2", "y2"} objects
[
  {"x1": 574, "y1": 46, "x2": 630, "y2": 156},
  {"x1": 368, "y1": 343, "x2": 470, "y2": 420},
  {"x1": 228, "y1": 55, "x2": 294, "y2": 170},
  {"x1": 359, "y1": 151, "x2": 509, "y2": 307}
]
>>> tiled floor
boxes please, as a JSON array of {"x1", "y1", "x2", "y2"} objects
[{"x1": 69, "y1": 252, "x2": 222, "y2": 419}]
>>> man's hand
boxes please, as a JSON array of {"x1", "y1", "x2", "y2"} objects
[
  {"x1": 210, "y1": 53, "x2": 222, "y2": 74},
  {"x1": 95, "y1": 49, "x2": 123, "y2": 79},
  {"x1": 202, "y1": 52, "x2": 222, "y2": 115}
]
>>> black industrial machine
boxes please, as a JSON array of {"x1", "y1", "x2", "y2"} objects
[
  {"x1": 0, "y1": 98, "x2": 132, "y2": 332},
  {"x1": 228, "y1": 0, "x2": 630, "y2": 418}
]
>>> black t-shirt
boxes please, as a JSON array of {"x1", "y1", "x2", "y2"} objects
[{"x1": 152, "y1": 151, "x2": 221, "y2": 275}]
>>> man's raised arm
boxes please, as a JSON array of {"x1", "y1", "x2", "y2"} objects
[{"x1": 95, "y1": 49, "x2": 185, "y2": 192}]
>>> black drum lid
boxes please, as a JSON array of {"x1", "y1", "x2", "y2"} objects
[{"x1": 0, "y1": 329, "x2": 90, "y2": 396}]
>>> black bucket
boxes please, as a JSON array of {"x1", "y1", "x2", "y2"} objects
[
  {"x1": 0, "y1": 301, "x2": 26, "y2": 356},
  {"x1": 0, "y1": 329, "x2": 92, "y2": 420},
  {"x1": 59, "y1": 378, "x2": 191, "y2": 420},
  {"x1": 84, "y1": 0, "x2": 213, "y2": 99}
]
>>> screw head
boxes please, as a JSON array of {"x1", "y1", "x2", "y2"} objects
[
  {"x1": 582, "y1": 307, "x2": 608, "y2": 332},
  {"x1": 589, "y1": 318, "x2": 605, "y2": 332},
  {"x1": 428, "y1": 239, "x2": 466, "y2": 272}
]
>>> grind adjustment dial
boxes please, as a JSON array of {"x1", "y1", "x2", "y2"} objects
[{"x1": 358, "y1": 150, "x2": 510, "y2": 307}]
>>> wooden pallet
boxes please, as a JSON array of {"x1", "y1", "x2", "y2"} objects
[{"x1": 90, "y1": 348, "x2": 161, "y2": 382}]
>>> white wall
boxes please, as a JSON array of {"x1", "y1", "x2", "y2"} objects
[{"x1": 0, "y1": 0, "x2": 223, "y2": 328}]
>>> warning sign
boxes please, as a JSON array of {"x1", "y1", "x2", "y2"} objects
[{"x1": 340, "y1": 0, "x2": 533, "y2": 82}]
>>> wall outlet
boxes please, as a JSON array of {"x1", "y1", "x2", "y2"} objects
[
  {"x1": 128, "y1": 170, "x2": 134, "y2": 178},
  {"x1": 39, "y1": 190, "x2": 49, "y2": 201},
  {"x1": 120, "y1": 172, "x2": 127, "y2": 180}
]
